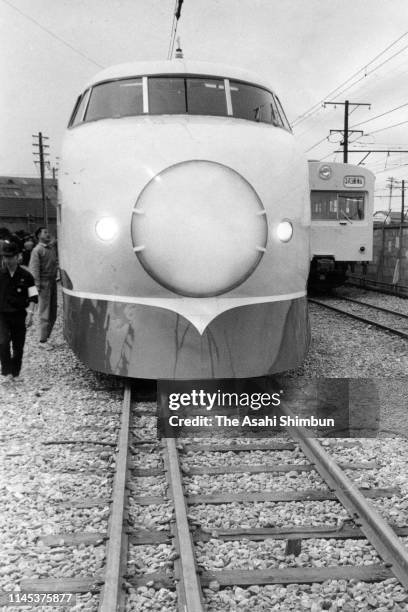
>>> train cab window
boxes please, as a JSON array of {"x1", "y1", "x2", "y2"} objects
[
  {"x1": 338, "y1": 193, "x2": 365, "y2": 220},
  {"x1": 69, "y1": 89, "x2": 90, "y2": 127},
  {"x1": 186, "y1": 78, "x2": 226, "y2": 116},
  {"x1": 85, "y1": 78, "x2": 143, "y2": 122},
  {"x1": 148, "y1": 78, "x2": 186, "y2": 114},
  {"x1": 229, "y1": 81, "x2": 284, "y2": 127},
  {"x1": 148, "y1": 77, "x2": 227, "y2": 116},
  {"x1": 274, "y1": 95, "x2": 292, "y2": 131},
  {"x1": 311, "y1": 191, "x2": 365, "y2": 220}
]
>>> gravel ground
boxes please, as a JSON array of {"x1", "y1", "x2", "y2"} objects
[
  {"x1": 292, "y1": 295, "x2": 408, "y2": 376},
  {"x1": 188, "y1": 499, "x2": 350, "y2": 530},
  {"x1": 184, "y1": 471, "x2": 328, "y2": 494},
  {"x1": 203, "y1": 579, "x2": 408, "y2": 611},
  {"x1": 196, "y1": 538, "x2": 382, "y2": 570},
  {"x1": 0, "y1": 297, "x2": 122, "y2": 610},
  {"x1": 2, "y1": 287, "x2": 408, "y2": 611},
  {"x1": 336, "y1": 286, "x2": 408, "y2": 315}
]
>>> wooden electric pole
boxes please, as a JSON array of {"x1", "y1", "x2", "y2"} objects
[
  {"x1": 325, "y1": 100, "x2": 371, "y2": 162},
  {"x1": 32, "y1": 132, "x2": 50, "y2": 227}
]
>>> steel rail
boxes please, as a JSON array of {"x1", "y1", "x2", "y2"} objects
[
  {"x1": 346, "y1": 277, "x2": 408, "y2": 298},
  {"x1": 279, "y1": 403, "x2": 408, "y2": 589},
  {"x1": 309, "y1": 297, "x2": 408, "y2": 340},
  {"x1": 164, "y1": 438, "x2": 205, "y2": 612},
  {"x1": 337, "y1": 295, "x2": 408, "y2": 319},
  {"x1": 99, "y1": 383, "x2": 131, "y2": 612}
]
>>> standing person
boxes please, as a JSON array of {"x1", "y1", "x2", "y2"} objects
[
  {"x1": 21, "y1": 235, "x2": 35, "y2": 267},
  {"x1": 29, "y1": 227, "x2": 58, "y2": 347},
  {"x1": 0, "y1": 241, "x2": 38, "y2": 382}
]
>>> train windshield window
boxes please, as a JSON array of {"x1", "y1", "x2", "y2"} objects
[
  {"x1": 148, "y1": 78, "x2": 186, "y2": 114},
  {"x1": 148, "y1": 77, "x2": 226, "y2": 116},
  {"x1": 186, "y1": 78, "x2": 226, "y2": 115},
  {"x1": 311, "y1": 191, "x2": 365, "y2": 220},
  {"x1": 69, "y1": 89, "x2": 89, "y2": 127},
  {"x1": 85, "y1": 79, "x2": 143, "y2": 122},
  {"x1": 274, "y1": 95, "x2": 292, "y2": 131},
  {"x1": 338, "y1": 193, "x2": 365, "y2": 220},
  {"x1": 229, "y1": 81, "x2": 283, "y2": 126}
]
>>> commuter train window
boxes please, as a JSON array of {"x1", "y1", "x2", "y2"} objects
[
  {"x1": 229, "y1": 81, "x2": 283, "y2": 127},
  {"x1": 186, "y1": 78, "x2": 226, "y2": 116},
  {"x1": 69, "y1": 89, "x2": 90, "y2": 127},
  {"x1": 311, "y1": 191, "x2": 365, "y2": 220},
  {"x1": 148, "y1": 78, "x2": 186, "y2": 114},
  {"x1": 338, "y1": 193, "x2": 365, "y2": 220},
  {"x1": 84, "y1": 78, "x2": 143, "y2": 122}
]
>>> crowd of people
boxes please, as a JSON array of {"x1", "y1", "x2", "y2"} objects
[{"x1": 0, "y1": 226, "x2": 59, "y2": 384}]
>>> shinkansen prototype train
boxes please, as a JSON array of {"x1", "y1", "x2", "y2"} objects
[
  {"x1": 308, "y1": 161, "x2": 375, "y2": 289},
  {"x1": 58, "y1": 60, "x2": 310, "y2": 379}
]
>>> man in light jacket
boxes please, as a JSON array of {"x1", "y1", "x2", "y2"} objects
[{"x1": 29, "y1": 227, "x2": 58, "y2": 347}]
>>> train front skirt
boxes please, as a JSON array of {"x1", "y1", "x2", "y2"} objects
[{"x1": 63, "y1": 291, "x2": 310, "y2": 379}]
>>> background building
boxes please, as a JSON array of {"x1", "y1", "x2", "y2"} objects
[{"x1": 0, "y1": 176, "x2": 57, "y2": 235}]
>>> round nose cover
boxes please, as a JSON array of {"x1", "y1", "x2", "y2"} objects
[{"x1": 131, "y1": 160, "x2": 268, "y2": 297}]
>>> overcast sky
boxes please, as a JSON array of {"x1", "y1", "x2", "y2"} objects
[{"x1": 1, "y1": 0, "x2": 408, "y2": 210}]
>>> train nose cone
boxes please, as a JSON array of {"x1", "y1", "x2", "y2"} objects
[{"x1": 131, "y1": 160, "x2": 268, "y2": 297}]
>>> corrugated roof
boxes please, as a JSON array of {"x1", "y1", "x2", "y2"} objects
[
  {"x1": 0, "y1": 176, "x2": 57, "y2": 199},
  {"x1": 0, "y1": 199, "x2": 56, "y2": 218}
]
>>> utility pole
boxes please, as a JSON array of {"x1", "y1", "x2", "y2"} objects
[
  {"x1": 325, "y1": 100, "x2": 371, "y2": 162},
  {"x1": 32, "y1": 132, "x2": 50, "y2": 227},
  {"x1": 386, "y1": 176, "x2": 396, "y2": 222},
  {"x1": 402, "y1": 179, "x2": 405, "y2": 224},
  {"x1": 344, "y1": 100, "x2": 349, "y2": 163}
]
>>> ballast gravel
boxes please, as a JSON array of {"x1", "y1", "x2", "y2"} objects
[
  {"x1": 184, "y1": 471, "x2": 328, "y2": 494},
  {"x1": 188, "y1": 500, "x2": 350, "y2": 530},
  {"x1": 181, "y1": 448, "x2": 309, "y2": 467},
  {"x1": 196, "y1": 537, "x2": 382, "y2": 571},
  {"x1": 127, "y1": 542, "x2": 176, "y2": 575},
  {"x1": 126, "y1": 586, "x2": 177, "y2": 611},
  {"x1": 128, "y1": 502, "x2": 173, "y2": 531},
  {"x1": 203, "y1": 578, "x2": 408, "y2": 611},
  {"x1": 0, "y1": 303, "x2": 122, "y2": 609},
  {"x1": 297, "y1": 302, "x2": 408, "y2": 377},
  {"x1": 336, "y1": 286, "x2": 408, "y2": 315},
  {"x1": 1, "y1": 288, "x2": 408, "y2": 610}
]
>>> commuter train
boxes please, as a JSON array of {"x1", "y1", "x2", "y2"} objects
[
  {"x1": 58, "y1": 60, "x2": 310, "y2": 379},
  {"x1": 308, "y1": 161, "x2": 375, "y2": 290}
]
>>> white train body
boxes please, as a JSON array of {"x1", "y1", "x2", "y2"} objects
[
  {"x1": 59, "y1": 60, "x2": 310, "y2": 379},
  {"x1": 308, "y1": 161, "x2": 375, "y2": 288}
]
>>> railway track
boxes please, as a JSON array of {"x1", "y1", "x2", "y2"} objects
[
  {"x1": 7, "y1": 385, "x2": 408, "y2": 610},
  {"x1": 347, "y1": 275, "x2": 408, "y2": 299},
  {"x1": 309, "y1": 295, "x2": 408, "y2": 340},
  {"x1": 114, "y1": 391, "x2": 408, "y2": 609}
]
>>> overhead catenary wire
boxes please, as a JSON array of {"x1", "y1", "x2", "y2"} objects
[
  {"x1": 0, "y1": 0, "x2": 104, "y2": 68},
  {"x1": 367, "y1": 119, "x2": 408, "y2": 135},
  {"x1": 292, "y1": 31, "x2": 408, "y2": 127},
  {"x1": 305, "y1": 107, "x2": 408, "y2": 155},
  {"x1": 350, "y1": 101, "x2": 408, "y2": 129},
  {"x1": 328, "y1": 41, "x2": 408, "y2": 104}
]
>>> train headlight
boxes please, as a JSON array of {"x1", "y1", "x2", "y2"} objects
[
  {"x1": 95, "y1": 217, "x2": 118, "y2": 241},
  {"x1": 276, "y1": 221, "x2": 293, "y2": 242},
  {"x1": 131, "y1": 160, "x2": 268, "y2": 297},
  {"x1": 318, "y1": 165, "x2": 332, "y2": 180}
]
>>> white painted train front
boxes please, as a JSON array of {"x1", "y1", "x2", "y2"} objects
[
  {"x1": 58, "y1": 60, "x2": 310, "y2": 379},
  {"x1": 308, "y1": 161, "x2": 375, "y2": 289}
]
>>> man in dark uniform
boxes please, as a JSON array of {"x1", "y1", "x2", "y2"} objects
[{"x1": 0, "y1": 241, "x2": 38, "y2": 382}]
